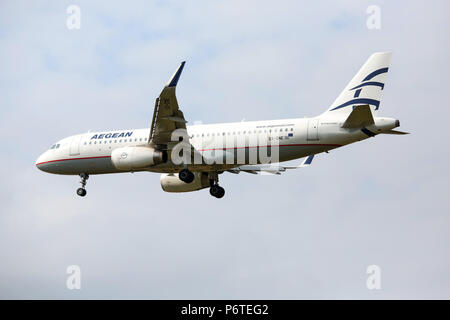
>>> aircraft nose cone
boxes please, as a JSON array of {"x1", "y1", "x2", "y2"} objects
[{"x1": 35, "y1": 152, "x2": 48, "y2": 171}]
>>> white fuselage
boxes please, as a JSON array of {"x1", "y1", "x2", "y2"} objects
[{"x1": 35, "y1": 116, "x2": 380, "y2": 175}]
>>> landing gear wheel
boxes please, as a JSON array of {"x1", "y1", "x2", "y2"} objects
[
  {"x1": 210, "y1": 185, "x2": 225, "y2": 198},
  {"x1": 179, "y1": 169, "x2": 195, "y2": 183},
  {"x1": 77, "y1": 173, "x2": 89, "y2": 197}
]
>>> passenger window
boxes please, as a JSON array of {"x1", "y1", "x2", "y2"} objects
[{"x1": 94, "y1": 141, "x2": 97, "y2": 144}]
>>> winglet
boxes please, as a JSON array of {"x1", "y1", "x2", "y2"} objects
[
  {"x1": 299, "y1": 155, "x2": 314, "y2": 167},
  {"x1": 281, "y1": 155, "x2": 315, "y2": 169},
  {"x1": 167, "y1": 61, "x2": 186, "y2": 87}
]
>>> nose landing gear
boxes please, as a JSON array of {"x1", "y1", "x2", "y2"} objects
[{"x1": 76, "y1": 173, "x2": 89, "y2": 197}]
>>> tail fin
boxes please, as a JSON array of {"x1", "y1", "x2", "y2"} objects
[{"x1": 324, "y1": 52, "x2": 392, "y2": 117}]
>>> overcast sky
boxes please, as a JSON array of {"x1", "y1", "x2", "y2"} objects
[{"x1": 0, "y1": 0, "x2": 449, "y2": 299}]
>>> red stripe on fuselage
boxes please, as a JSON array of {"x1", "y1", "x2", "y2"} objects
[{"x1": 35, "y1": 144, "x2": 342, "y2": 166}]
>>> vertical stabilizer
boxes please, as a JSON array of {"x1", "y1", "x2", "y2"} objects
[{"x1": 324, "y1": 52, "x2": 392, "y2": 117}]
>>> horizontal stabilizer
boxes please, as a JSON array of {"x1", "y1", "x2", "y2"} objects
[
  {"x1": 342, "y1": 104, "x2": 374, "y2": 129},
  {"x1": 161, "y1": 116, "x2": 187, "y2": 123},
  {"x1": 382, "y1": 129, "x2": 409, "y2": 135}
]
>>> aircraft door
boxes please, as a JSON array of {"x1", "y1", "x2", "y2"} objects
[
  {"x1": 69, "y1": 135, "x2": 82, "y2": 156},
  {"x1": 307, "y1": 119, "x2": 319, "y2": 141}
]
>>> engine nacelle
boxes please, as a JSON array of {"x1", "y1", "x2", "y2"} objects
[
  {"x1": 111, "y1": 147, "x2": 166, "y2": 171},
  {"x1": 160, "y1": 172, "x2": 210, "y2": 193}
]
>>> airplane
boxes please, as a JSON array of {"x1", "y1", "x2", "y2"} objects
[{"x1": 35, "y1": 52, "x2": 408, "y2": 198}]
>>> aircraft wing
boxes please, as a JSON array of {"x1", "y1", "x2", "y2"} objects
[
  {"x1": 228, "y1": 155, "x2": 315, "y2": 175},
  {"x1": 148, "y1": 62, "x2": 188, "y2": 147}
]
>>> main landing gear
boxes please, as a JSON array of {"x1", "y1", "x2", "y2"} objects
[
  {"x1": 209, "y1": 172, "x2": 225, "y2": 199},
  {"x1": 179, "y1": 168, "x2": 195, "y2": 183},
  {"x1": 178, "y1": 169, "x2": 225, "y2": 198},
  {"x1": 76, "y1": 173, "x2": 89, "y2": 197}
]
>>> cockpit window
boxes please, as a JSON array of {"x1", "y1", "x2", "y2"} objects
[
  {"x1": 56, "y1": 144, "x2": 60, "y2": 148},
  {"x1": 50, "y1": 144, "x2": 55, "y2": 149}
]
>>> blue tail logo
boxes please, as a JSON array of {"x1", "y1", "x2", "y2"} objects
[{"x1": 330, "y1": 67, "x2": 389, "y2": 111}]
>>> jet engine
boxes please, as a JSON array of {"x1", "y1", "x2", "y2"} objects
[
  {"x1": 160, "y1": 172, "x2": 210, "y2": 192},
  {"x1": 111, "y1": 146, "x2": 166, "y2": 171}
]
